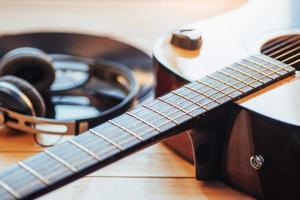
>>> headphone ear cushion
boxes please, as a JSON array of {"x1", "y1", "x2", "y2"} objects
[
  {"x1": 0, "y1": 47, "x2": 55, "y2": 91},
  {"x1": 0, "y1": 76, "x2": 46, "y2": 117}
]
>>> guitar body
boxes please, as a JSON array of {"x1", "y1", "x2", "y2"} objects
[{"x1": 154, "y1": 0, "x2": 300, "y2": 198}]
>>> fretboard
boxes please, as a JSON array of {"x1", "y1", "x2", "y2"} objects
[{"x1": 0, "y1": 54, "x2": 295, "y2": 200}]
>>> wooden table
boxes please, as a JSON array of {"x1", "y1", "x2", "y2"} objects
[{"x1": 0, "y1": 0, "x2": 253, "y2": 199}]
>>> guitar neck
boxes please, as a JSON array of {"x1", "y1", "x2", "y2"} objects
[{"x1": 0, "y1": 54, "x2": 295, "y2": 200}]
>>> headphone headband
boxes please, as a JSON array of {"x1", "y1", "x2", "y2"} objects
[{"x1": 0, "y1": 56, "x2": 139, "y2": 135}]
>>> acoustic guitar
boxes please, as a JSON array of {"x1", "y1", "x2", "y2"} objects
[
  {"x1": 154, "y1": 0, "x2": 300, "y2": 198},
  {"x1": 0, "y1": 0, "x2": 299, "y2": 199}
]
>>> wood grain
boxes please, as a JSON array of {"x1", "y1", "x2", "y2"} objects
[
  {"x1": 0, "y1": 0, "x2": 251, "y2": 199},
  {"x1": 41, "y1": 178, "x2": 252, "y2": 200}
]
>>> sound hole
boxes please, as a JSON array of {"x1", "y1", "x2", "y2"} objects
[{"x1": 261, "y1": 34, "x2": 300, "y2": 70}]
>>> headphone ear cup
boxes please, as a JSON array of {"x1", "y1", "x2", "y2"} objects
[
  {"x1": 0, "y1": 47, "x2": 55, "y2": 91},
  {"x1": 0, "y1": 75, "x2": 46, "y2": 117}
]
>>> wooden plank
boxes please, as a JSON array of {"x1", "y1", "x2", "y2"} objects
[
  {"x1": 40, "y1": 177, "x2": 253, "y2": 200},
  {"x1": 0, "y1": 128, "x2": 43, "y2": 152},
  {"x1": 0, "y1": 143, "x2": 194, "y2": 178}
]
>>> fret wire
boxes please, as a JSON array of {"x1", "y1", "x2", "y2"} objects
[
  {"x1": 77, "y1": 130, "x2": 127, "y2": 159},
  {"x1": 197, "y1": 77, "x2": 245, "y2": 96},
  {"x1": 110, "y1": 77, "x2": 243, "y2": 148},
  {"x1": 105, "y1": 89, "x2": 208, "y2": 143},
  {"x1": 226, "y1": 66, "x2": 265, "y2": 83},
  {"x1": 73, "y1": 58, "x2": 293, "y2": 163},
  {"x1": 142, "y1": 104, "x2": 179, "y2": 125},
  {"x1": 220, "y1": 67, "x2": 281, "y2": 88},
  {"x1": 110, "y1": 93, "x2": 204, "y2": 139},
  {"x1": 109, "y1": 120, "x2": 144, "y2": 141},
  {"x1": 117, "y1": 101, "x2": 206, "y2": 147},
  {"x1": 144, "y1": 81, "x2": 214, "y2": 111},
  {"x1": 183, "y1": 84, "x2": 221, "y2": 104},
  {"x1": 134, "y1": 89, "x2": 204, "y2": 126},
  {"x1": 236, "y1": 61, "x2": 273, "y2": 79},
  {"x1": 228, "y1": 63, "x2": 289, "y2": 84},
  {"x1": 90, "y1": 56, "x2": 292, "y2": 151},
  {"x1": 258, "y1": 54, "x2": 296, "y2": 72},
  {"x1": 151, "y1": 85, "x2": 209, "y2": 109},
  {"x1": 196, "y1": 79, "x2": 232, "y2": 97},
  {"x1": 126, "y1": 112, "x2": 161, "y2": 132},
  {"x1": 218, "y1": 71, "x2": 253, "y2": 87},
  {"x1": 184, "y1": 81, "x2": 240, "y2": 102},
  {"x1": 171, "y1": 90, "x2": 208, "y2": 110},
  {"x1": 90, "y1": 94, "x2": 205, "y2": 158},
  {"x1": 105, "y1": 109, "x2": 163, "y2": 138},
  {"x1": 59, "y1": 56, "x2": 294, "y2": 162},
  {"x1": 68, "y1": 139, "x2": 101, "y2": 160},
  {"x1": 189, "y1": 75, "x2": 242, "y2": 96},
  {"x1": 207, "y1": 75, "x2": 243, "y2": 92},
  {"x1": 249, "y1": 55, "x2": 287, "y2": 73},
  {"x1": 183, "y1": 84, "x2": 223, "y2": 100},
  {"x1": 11, "y1": 66, "x2": 278, "y2": 189},
  {"x1": 98, "y1": 94, "x2": 187, "y2": 140},
  {"x1": 189, "y1": 83, "x2": 211, "y2": 94},
  {"x1": 246, "y1": 58, "x2": 282, "y2": 74},
  {"x1": 18, "y1": 162, "x2": 51, "y2": 185},
  {"x1": 157, "y1": 97, "x2": 194, "y2": 117},
  {"x1": 0, "y1": 180, "x2": 21, "y2": 199},
  {"x1": 0, "y1": 54, "x2": 294, "y2": 200},
  {"x1": 44, "y1": 149, "x2": 78, "y2": 173},
  {"x1": 89, "y1": 129, "x2": 124, "y2": 150}
]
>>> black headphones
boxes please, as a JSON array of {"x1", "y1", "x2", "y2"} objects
[{"x1": 0, "y1": 47, "x2": 139, "y2": 137}]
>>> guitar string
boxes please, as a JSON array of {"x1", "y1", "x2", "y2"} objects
[
  {"x1": 37, "y1": 41, "x2": 299, "y2": 179},
  {"x1": 90, "y1": 71, "x2": 249, "y2": 139},
  {"x1": 272, "y1": 45, "x2": 300, "y2": 60},
  {"x1": 37, "y1": 40, "x2": 294, "y2": 165},
  {"x1": 48, "y1": 71, "x2": 251, "y2": 162},
  {"x1": 67, "y1": 55, "x2": 291, "y2": 152},
  {"x1": 88, "y1": 53, "x2": 296, "y2": 147},
  {"x1": 35, "y1": 40, "x2": 298, "y2": 163},
  {"x1": 38, "y1": 82, "x2": 227, "y2": 171},
  {"x1": 38, "y1": 46, "x2": 299, "y2": 175},
  {"x1": 106, "y1": 52, "x2": 295, "y2": 142},
  {"x1": 261, "y1": 35, "x2": 296, "y2": 52},
  {"x1": 32, "y1": 62, "x2": 290, "y2": 183},
  {"x1": 20, "y1": 42, "x2": 300, "y2": 191},
  {"x1": 87, "y1": 65, "x2": 257, "y2": 139},
  {"x1": 59, "y1": 59, "x2": 288, "y2": 163},
  {"x1": 262, "y1": 35, "x2": 299, "y2": 51},
  {"x1": 266, "y1": 39, "x2": 300, "y2": 57},
  {"x1": 275, "y1": 53, "x2": 300, "y2": 66},
  {"x1": 8, "y1": 92, "x2": 210, "y2": 189},
  {"x1": 2, "y1": 54, "x2": 293, "y2": 191},
  {"x1": 262, "y1": 35, "x2": 300, "y2": 54},
  {"x1": 0, "y1": 36, "x2": 298, "y2": 196},
  {"x1": 280, "y1": 51, "x2": 300, "y2": 63},
  {"x1": 287, "y1": 58, "x2": 300, "y2": 66},
  {"x1": 39, "y1": 78, "x2": 234, "y2": 167},
  {"x1": 262, "y1": 38, "x2": 300, "y2": 66}
]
